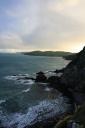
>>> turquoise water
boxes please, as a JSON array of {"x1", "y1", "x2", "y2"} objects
[
  {"x1": 0, "y1": 53, "x2": 70, "y2": 128},
  {"x1": 0, "y1": 53, "x2": 68, "y2": 76},
  {"x1": 0, "y1": 53, "x2": 68, "y2": 100}
]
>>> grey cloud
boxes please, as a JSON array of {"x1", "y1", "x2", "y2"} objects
[
  {"x1": 0, "y1": 0, "x2": 85, "y2": 52},
  {"x1": 22, "y1": 10, "x2": 85, "y2": 49}
]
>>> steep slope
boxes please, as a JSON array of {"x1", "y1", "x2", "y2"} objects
[
  {"x1": 61, "y1": 47, "x2": 85, "y2": 93},
  {"x1": 61, "y1": 47, "x2": 85, "y2": 102}
]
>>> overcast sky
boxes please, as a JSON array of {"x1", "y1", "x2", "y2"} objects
[{"x1": 0, "y1": 0, "x2": 85, "y2": 53}]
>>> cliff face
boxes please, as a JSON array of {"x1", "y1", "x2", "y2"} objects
[
  {"x1": 61, "y1": 47, "x2": 85, "y2": 93},
  {"x1": 54, "y1": 47, "x2": 85, "y2": 128}
]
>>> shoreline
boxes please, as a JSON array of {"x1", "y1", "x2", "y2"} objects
[{"x1": 0, "y1": 47, "x2": 85, "y2": 128}]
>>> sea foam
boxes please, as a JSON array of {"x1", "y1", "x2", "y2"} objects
[
  {"x1": 0, "y1": 96, "x2": 71, "y2": 128},
  {"x1": 4, "y1": 74, "x2": 34, "y2": 85}
]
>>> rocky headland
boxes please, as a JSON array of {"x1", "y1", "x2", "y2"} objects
[
  {"x1": 34, "y1": 47, "x2": 85, "y2": 128},
  {"x1": 1, "y1": 47, "x2": 85, "y2": 128}
]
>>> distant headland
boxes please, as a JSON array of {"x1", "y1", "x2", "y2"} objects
[{"x1": 22, "y1": 51, "x2": 74, "y2": 58}]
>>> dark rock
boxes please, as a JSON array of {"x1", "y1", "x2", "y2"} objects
[
  {"x1": 61, "y1": 47, "x2": 85, "y2": 91},
  {"x1": 28, "y1": 47, "x2": 85, "y2": 128},
  {"x1": 36, "y1": 71, "x2": 45, "y2": 75},
  {"x1": 54, "y1": 103, "x2": 85, "y2": 128},
  {"x1": 63, "y1": 53, "x2": 77, "y2": 60},
  {"x1": 54, "y1": 115, "x2": 72, "y2": 128},
  {"x1": 47, "y1": 76, "x2": 74, "y2": 102},
  {"x1": 46, "y1": 47, "x2": 85, "y2": 103},
  {"x1": 61, "y1": 46, "x2": 85, "y2": 104},
  {"x1": 54, "y1": 68, "x2": 65, "y2": 74},
  {"x1": 72, "y1": 92, "x2": 85, "y2": 105},
  {"x1": 47, "y1": 76, "x2": 60, "y2": 85},
  {"x1": 17, "y1": 77, "x2": 35, "y2": 81},
  {"x1": 24, "y1": 77, "x2": 35, "y2": 80},
  {"x1": 25, "y1": 118, "x2": 57, "y2": 128},
  {"x1": 35, "y1": 71, "x2": 47, "y2": 82}
]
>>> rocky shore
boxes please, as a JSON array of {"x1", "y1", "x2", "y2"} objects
[
  {"x1": 1, "y1": 47, "x2": 85, "y2": 128},
  {"x1": 33, "y1": 47, "x2": 85, "y2": 128}
]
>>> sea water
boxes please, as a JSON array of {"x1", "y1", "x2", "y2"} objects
[{"x1": 0, "y1": 53, "x2": 70, "y2": 128}]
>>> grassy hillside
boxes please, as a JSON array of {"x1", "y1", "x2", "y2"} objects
[{"x1": 23, "y1": 51, "x2": 72, "y2": 57}]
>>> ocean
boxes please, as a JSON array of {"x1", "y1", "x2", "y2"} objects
[{"x1": 0, "y1": 53, "x2": 70, "y2": 128}]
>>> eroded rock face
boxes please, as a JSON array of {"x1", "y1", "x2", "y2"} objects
[
  {"x1": 61, "y1": 47, "x2": 85, "y2": 93},
  {"x1": 61, "y1": 47, "x2": 85, "y2": 102}
]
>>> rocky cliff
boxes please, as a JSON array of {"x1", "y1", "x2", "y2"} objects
[{"x1": 61, "y1": 47, "x2": 85, "y2": 93}]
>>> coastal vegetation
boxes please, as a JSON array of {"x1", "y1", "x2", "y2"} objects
[{"x1": 23, "y1": 51, "x2": 72, "y2": 57}]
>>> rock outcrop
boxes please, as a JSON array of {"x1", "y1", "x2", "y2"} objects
[
  {"x1": 61, "y1": 47, "x2": 85, "y2": 93},
  {"x1": 54, "y1": 68, "x2": 65, "y2": 74},
  {"x1": 60, "y1": 47, "x2": 85, "y2": 104},
  {"x1": 27, "y1": 47, "x2": 85, "y2": 128},
  {"x1": 35, "y1": 71, "x2": 47, "y2": 82}
]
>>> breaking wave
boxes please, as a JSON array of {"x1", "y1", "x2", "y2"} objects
[
  {"x1": 0, "y1": 96, "x2": 71, "y2": 128},
  {"x1": 4, "y1": 74, "x2": 35, "y2": 85}
]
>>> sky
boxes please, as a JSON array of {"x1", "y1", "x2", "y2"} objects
[{"x1": 0, "y1": 0, "x2": 85, "y2": 53}]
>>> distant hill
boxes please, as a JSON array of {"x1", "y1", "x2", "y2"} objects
[{"x1": 23, "y1": 51, "x2": 73, "y2": 57}]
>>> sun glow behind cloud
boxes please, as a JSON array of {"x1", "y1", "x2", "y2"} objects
[
  {"x1": 49, "y1": 0, "x2": 80, "y2": 12},
  {"x1": 57, "y1": 42, "x2": 85, "y2": 53},
  {"x1": 0, "y1": 0, "x2": 85, "y2": 53}
]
